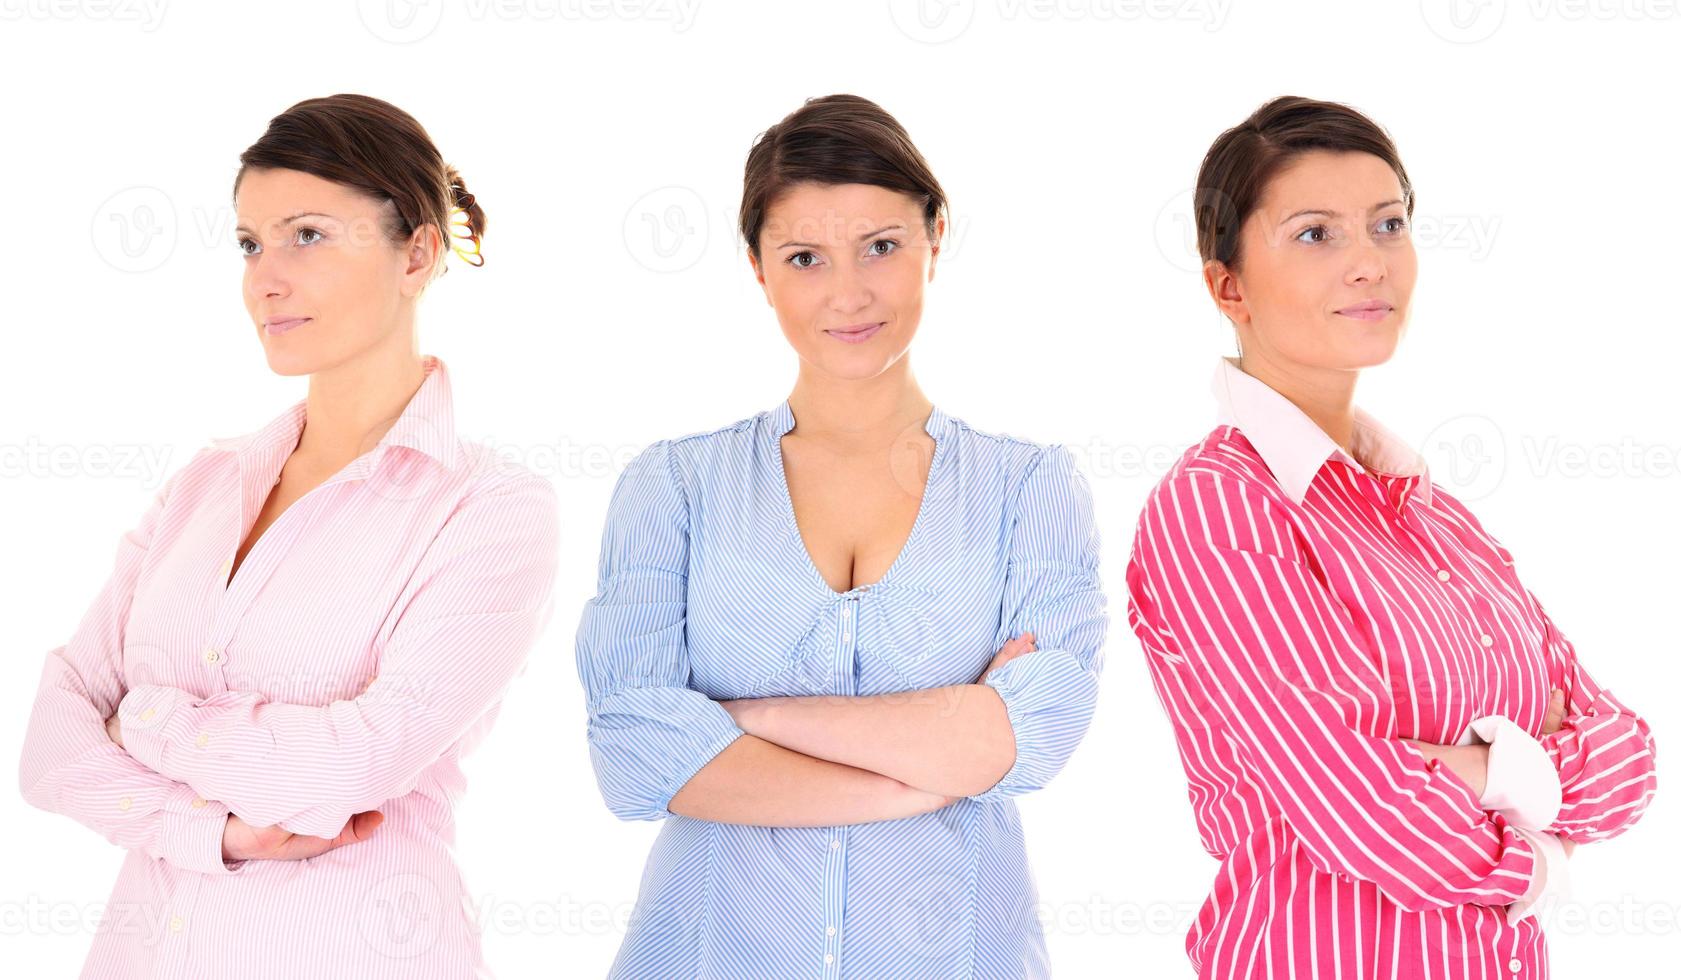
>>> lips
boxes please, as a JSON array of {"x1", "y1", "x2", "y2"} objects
[
  {"x1": 1335, "y1": 301, "x2": 1393, "y2": 322},
  {"x1": 825, "y1": 322, "x2": 883, "y2": 344},
  {"x1": 264, "y1": 317, "x2": 311, "y2": 336}
]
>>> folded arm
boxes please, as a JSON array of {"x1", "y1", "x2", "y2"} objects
[
  {"x1": 17, "y1": 459, "x2": 243, "y2": 875},
  {"x1": 1128, "y1": 468, "x2": 1541, "y2": 913},
  {"x1": 116, "y1": 475, "x2": 560, "y2": 840},
  {"x1": 579, "y1": 440, "x2": 956, "y2": 826},
  {"x1": 717, "y1": 446, "x2": 1109, "y2": 802}
]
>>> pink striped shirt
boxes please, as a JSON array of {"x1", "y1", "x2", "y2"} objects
[
  {"x1": 1125, "y1": 358, "x2": 1658, "y2": 979},
  {"x1": 19, "y1": 355, "x2": 559, "y2": 979}
]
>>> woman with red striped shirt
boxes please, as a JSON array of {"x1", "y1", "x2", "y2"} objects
[{"x1": 1126, "y1": 95, "x2": 1657, "y2": 979}]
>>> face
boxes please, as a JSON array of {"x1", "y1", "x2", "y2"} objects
[
  {"x1": 236, "y1": 168, "x2": 440, "y2": 376},
  {"x1": 1205, "y1": 149, "x2": 1417, "y2": 373},
  {"x1": 750, "y1": 182, "x2": 942, "y2": 382}
]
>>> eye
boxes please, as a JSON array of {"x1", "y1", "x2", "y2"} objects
[
  {"x1": 786, "y1": 251, "x2": 819, "y2": 270},
  {"x1": 867, "y1": 238, "x2": 899, "y2": 257},
  {"x1": 237, "y1": 237, "x2": 260, "y2": 257},
  {"x1": 1377, "y1": 216, "x2": 1408, "y2": 235},
  {"x1": 296, "y1": 227, "x2": 323, "y2": 246},
  {"x1": 1294, "y1": 225, "x2": 1329, "y2": 244}
]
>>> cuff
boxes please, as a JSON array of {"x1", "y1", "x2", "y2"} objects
[
  {"x1": 118, "y1": 684, "x2": 195, "y2": 772},
  {"x1": 1458, "y1": 714, "x2": 1564, "y2": 831},
  {"x1": 158, "y1": 791, "x2": 246, "y2": 876},
  {"x1": 970, "y1": 649, "x2": 1099, "y2": 803},
  {"x1": 1506, "y1": 826, "x2": 1571, "y2": 925}
]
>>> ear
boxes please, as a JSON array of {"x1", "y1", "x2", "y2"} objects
[
  {"x1": 1203, "y1": 258, "x2": 1249, "y2": 327},
  {"x1": 926, "y1": 215, "x2": 945, "y2": 283},
  {"x1": 401, "y1": 223, "x2": 445, "y2": 298}
]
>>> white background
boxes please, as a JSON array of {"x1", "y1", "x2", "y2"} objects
[{"x1": 2, "y1": 1, "x2": 1677, "y2": 976}]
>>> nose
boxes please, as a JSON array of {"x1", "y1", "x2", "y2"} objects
[
  {"x1": 1345, "y1": 239, "x2": 1387, "y2": 286},
  {"x1": 246, "y1": 250, "x2": 290, "y2": 304},
  {"x1": 826, "y1": 260, "x2": 873, "y2": 316}
]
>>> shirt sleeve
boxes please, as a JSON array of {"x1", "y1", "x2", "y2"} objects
[
  {"x1": 968, "y1": 445, "x2": 1109, "y2": 804},
  {"x1": 116, "y1": 473, "x2": 560, "y2": 840},
  {"x1": 1524, "y1": 587, "x2": 1658, "y2": 842},
  {"x1": 17, "y1": 461, "x2": 245, "y2": 876},
  {"x1": 1126, "y1": 467, "x2": 1539, "y2": 913},
  {"x1": 1458, "y1": 511, "x2": 1659, "y2": 843},
  {"x1": 575, "y1": 439, "x2": 744, "y2": 822}
]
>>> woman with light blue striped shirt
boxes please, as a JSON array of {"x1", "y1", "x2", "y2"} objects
[{"x1": 576, "y1": 93, "x2": 1109, "y2": 979}]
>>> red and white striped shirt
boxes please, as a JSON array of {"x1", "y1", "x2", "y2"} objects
[
  {"x1": 1125, "y1": 357, "x2": 1657, "y2": 979},
  {"x1": 19, "y1": 355, "x2": 560, "y2": 978}
]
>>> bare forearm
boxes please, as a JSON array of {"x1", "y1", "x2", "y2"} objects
[
  {"x1": 666, "y1": 734, "x2": 955, "y2": 826},
  {"x1": 723, "y1": 685, "x2": 1016, "y2": 798}
]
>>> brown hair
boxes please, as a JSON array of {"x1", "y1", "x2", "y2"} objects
[
  {"x1": 739, "y1": 94, "x2": 947, "y2": 262},
  {"x1": 1195, "y1": 95, "x2": 1413, "y2": 271},
  {"x1": 233, "y1": 93, "x2": 485, "y2": 277}
]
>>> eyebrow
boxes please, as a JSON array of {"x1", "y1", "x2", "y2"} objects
[
  {"x1": 1278, "y1": 200, "x2": 1405, "y2": 226},
  {"x1": 776, "y1": 223, "x2": 907, "y2": 250},
  {"x1": 234, "y1": 211, "x2": 339, "y2": 235}
]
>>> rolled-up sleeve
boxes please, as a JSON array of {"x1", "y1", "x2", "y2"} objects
[
  {"x1": 576, "y1": 439, "x2": 744, "y2": 822},
  {"x1": 969, "y1": 445, "x2": 1108, "y2": 804},
  {"x1": 18, "y1": 455, "x2": 244, "y2": 876}
]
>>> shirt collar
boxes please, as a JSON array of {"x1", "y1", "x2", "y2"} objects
[
  {"x1": 208, "y1": 354, "x2": 462, "y2": 473},
  {"x1": 1211, "y1": 356, "x2": 1431, "y2": 507},
  {"x1": 767, "y1": 398, "x2": 953, "y2": 444}
]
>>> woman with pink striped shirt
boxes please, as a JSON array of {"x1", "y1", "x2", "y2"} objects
[
  {"x1": 1126, "y1": 95, "x2": 1657, "y2": 979},
  {"x1": 18, "y1": 94, "x2": 558, "y2": 978}
]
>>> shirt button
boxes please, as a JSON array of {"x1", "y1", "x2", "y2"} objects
[
  {"x1": 824, "y1": 954, "x2": 834, "y2": 964},
  {"x1": 220, "y1": 559, "x2": 233, "y2": 579},
  {"x1": 191, "y1": 797, "x2": 207, "y2": 808},
  {"x1": 830, "y1": 839, "x2": 840, "y2": 850},
  {"x1": 1481, "y1": 634, "x2": 1495, "y2": 648},
  {"x1": 118, "y1": 796, "x2": 132, "y2": 811},
  {"x1": 169, "y1": 915, "x2": 184, "y2": 933},
  {"x1": 196, "y1": 733, "x2": 210, "y2": 748},
  {"x1": 1437, "y1": 569, "x2": 1452, "y2": 582},
  {"x1": 1508, "y1": 958, "x2": 1522, "y2": 973},
  {"x1": 203, "y1": 647, "x2": 222, "y2": 665},
  {"x1": 842, "y1": 632, "x2": 852, "y2": 643},
  {"x1": 827, "y1": 925, "x2": 837, "y2": 936},
  {"x1": 139, "y1": 707, "x2": 155, "y2": 722}
]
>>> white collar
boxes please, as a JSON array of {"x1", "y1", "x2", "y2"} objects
[{"x1": 1211, "y1": 356, "x2": 1432, "y2": 507}]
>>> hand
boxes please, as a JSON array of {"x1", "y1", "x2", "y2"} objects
[
  {"x1": 104, "y1": 713, "x2": 123, "y2": 748},
  {"x1": 979, "y1": 632, "x2": 1036, "y2": 683},
  {"x1": 221, "y1": 811, "x2": 384, "y2": 863},
  {"x1": 1399, "y1": 687, "x2": 1569, "y2": 802}
]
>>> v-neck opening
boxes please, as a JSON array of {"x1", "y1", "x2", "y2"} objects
[{"x1": 769, "y1": 401, "x2": 949, "y2": 600}]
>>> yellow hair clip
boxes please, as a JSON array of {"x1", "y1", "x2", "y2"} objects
[{"x1": 448, "y1": 201, "x2": 484, "y2": 267}]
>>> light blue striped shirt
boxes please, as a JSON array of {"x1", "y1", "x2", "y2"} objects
[{"x1": 576, "y1": 399, "x2": 1109, "y2": 979}]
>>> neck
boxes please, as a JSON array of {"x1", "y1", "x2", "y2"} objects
[
  {"x1": 299, "y1": 331, "x2": 427, "y2": 465},
  {"x1": 785, "y1": 356, "x2": 933, "y2": 454},
  {"x1": 1237, "y1": 345, "x2": 1360, "y2": 455}
]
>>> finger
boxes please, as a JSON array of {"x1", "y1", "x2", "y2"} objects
[
  {"x1": 327, "y1": 811, "x2": 385, "y2": 850},
  {"x1": 1541, "y1": 688, "x2": 1567, "y2": 735}
]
